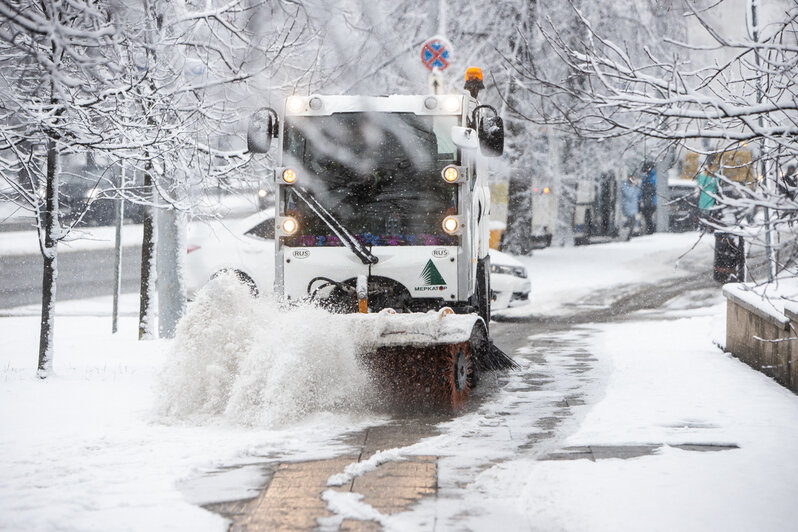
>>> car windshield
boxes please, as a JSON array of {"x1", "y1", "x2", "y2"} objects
[{"x1": 281, "y1": 112, "x2": 459, "y2": 247}]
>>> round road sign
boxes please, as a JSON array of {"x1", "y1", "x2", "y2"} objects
[{"x1": 420, "y1": 37, "x2": 452, "y2": 71}]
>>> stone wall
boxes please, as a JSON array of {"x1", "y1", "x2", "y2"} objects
[{"x1": 724, "y1": 290, "x2": 798, "y2": 393}]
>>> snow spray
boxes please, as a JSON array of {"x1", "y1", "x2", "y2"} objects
[{"x1": 155, "y1": 273, "x2": 372, "y2": 426}]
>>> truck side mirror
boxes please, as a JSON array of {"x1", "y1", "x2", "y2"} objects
[
  {"x1": 247, "y1": 108, "x2": 279, "y2": 154},
  {"x1": 479, "y1": 115, "x2": 504, "y2": 157}
]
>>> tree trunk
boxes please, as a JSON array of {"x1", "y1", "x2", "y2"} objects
[
  {"x1": 37, "y1": 136, "x2": 59, "y2": 378},
  {"x1": 156, "y1": 204, "x2": 186, "y2": 338},
  {"x1": 501, "y1": 169, "x2": 534, "y2": 255},
  {"x1": 138, "y1": 168, "x2": 156, "y2": 340},
  {"x1": 112, "y1": 164, "x2": 125, "y2": 334},
  {"x1": 554, "y1": 137, "x2": 577, "y2": 247}
]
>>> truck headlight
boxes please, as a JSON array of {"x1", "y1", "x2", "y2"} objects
[
  {"x1": 442, "y1": 215, "x2": 460, "y2": 234},
  {"x1": 443, "y1": 96, "x2": 461, "y2": 113},
  {"x1": 442, "y1": 165, "x2": 459, "y2": 183},
  {"x1": 85, "y1": 188, "x2": 100, "y2": 203},
  {"x1": 281, "y1": 217, "x2": 298, "y2": 235},
  {"x1": 287, "y1": 96, "x2": 304, "y2": 113},
  {"x1": 282, "y1": 168, "x2": 297, "y2": 184}
]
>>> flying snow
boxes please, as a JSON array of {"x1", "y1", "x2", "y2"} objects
[{"x1": 156, "y1": 273, "x2": 373, "y2": 426}]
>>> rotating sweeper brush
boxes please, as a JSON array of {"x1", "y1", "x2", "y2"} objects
[
  {"x1": 247, "y1": 71, "x2": 517, "y2": 410},
  {"x1": 352, "y1": 308, "x2": 517, "y2": 410}
]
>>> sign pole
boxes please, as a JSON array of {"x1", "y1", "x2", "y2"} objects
[{"x1": 420, "y1": 36, "x2": 453, "y2": 94}]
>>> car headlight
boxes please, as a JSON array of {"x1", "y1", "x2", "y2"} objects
[{"x1": 491, "y1": 263, "x2": 527, "y2": 279}]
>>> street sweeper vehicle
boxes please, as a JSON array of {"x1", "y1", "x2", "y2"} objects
[{"x1": 246, "y1": 68, "x2": 517, "y2": 409}]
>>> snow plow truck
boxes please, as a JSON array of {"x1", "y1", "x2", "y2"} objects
[{"x1": 247, "y1": 68, "x2": 517, "y2": 410}]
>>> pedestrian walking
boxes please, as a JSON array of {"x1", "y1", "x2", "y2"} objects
[
  {"x1": 697, "y1": 154, "x2": 719, "y2": 230},
  {"x1": 640, "y1": 161, "x2": 657, "y2": 234},
  {"x1": 621, "y1": 175, "x2": 642, "y2": 240}
]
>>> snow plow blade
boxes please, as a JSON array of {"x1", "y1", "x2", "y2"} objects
[{"x1": 355, "y1": 309, "x2": 518, "y2": 411}]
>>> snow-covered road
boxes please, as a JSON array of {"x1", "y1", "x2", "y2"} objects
[{"x1": 3, "y1": 232, "x2": 798, "y2": 531}]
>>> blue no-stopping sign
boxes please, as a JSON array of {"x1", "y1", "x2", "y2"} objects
[{"x1": 421, "y1": 38, "x2": 452, "y2": 71}]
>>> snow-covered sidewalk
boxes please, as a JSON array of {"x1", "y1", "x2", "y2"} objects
[
  {"x1": 497, "y1": 232, "x2": 714, "y2": 318},
  {"x1": 2, "y1": 232, "x2": 797, "y2": 531},
  {"x1": 468, "y1": 297, "x2": 798, "y2": 531}
]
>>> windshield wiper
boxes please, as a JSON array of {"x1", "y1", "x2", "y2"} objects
[{"x1": 291, "y1": 185, "x2": 379, "y2": 265}]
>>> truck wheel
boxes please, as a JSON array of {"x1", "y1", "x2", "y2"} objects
[
  {"x1": 441, "y1": 341, "x2": 472, "y2": 410},
  {"x1": 213, "y1": 269, "x2": 259, "y2": 296}
]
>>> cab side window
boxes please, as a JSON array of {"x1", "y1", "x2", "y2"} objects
[{"x1": 245, "y1": 218, "x2": 275, "y2": 240}]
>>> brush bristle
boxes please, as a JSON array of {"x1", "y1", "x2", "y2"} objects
[{"x1": 364, "y1": 341, "x2": 472, "y2": 412}]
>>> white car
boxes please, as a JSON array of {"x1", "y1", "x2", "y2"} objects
[
  {"x1": 186, "y1": 210, "x2": 531, "y2": 311},
  {"x1": 489, "y1": 249, "x2": 531, "y2": 310},
  {"x1": 186, "y1": 210, "x2": 275, "y2": 298}
]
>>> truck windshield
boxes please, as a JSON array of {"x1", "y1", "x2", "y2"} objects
[{"x1": 281, "y1": 112, "x2": 459, "y2": 247}]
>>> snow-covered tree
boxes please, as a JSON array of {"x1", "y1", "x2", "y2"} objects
[
  {"x1": 103, "y1": 0, "x2": 330, "y2": 339},
  {"x1": 508, "y1": 0, "x2": 797, "y2": 280},
  {"x1": 489, "y1": 0, "x2": 688, "y2": 248},
  {"x1": 0, "y1": 0, "x2": 122, "y2": 377},
  {"x1": 316, "y1": 1, "x2": 686, "y2": 249}
]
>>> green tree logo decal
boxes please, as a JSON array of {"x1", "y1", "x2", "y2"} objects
[{"x1": 420, "y1": 260, "x2": 446, "y2": 286}]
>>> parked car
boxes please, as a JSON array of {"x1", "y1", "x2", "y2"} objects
[
  {"x1": 186, "y1": 209, "x2": 275, "y2": 298},
  {"x1": 186, "y1": 210, "x2": 532, "y2": 312},
  {"x1": 489, "y1": 249, "x2": 531, "y2": 310}
]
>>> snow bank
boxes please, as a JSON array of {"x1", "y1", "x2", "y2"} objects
[{"x1": 157, "y1": 273, "x2": 373, "y2": 426}]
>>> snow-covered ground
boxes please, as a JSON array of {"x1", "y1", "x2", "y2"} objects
[
  {"x1": 0, "y1": 193, "x2": 260, "y2": 257},
  {"x1": 3, "y1": 231, "x2": 798, "y2": 531},
  {"x1": 0, "y1": 290, "x2": 384, "y2": 531},
  {"x1": 466, "y1": 300, "x2": 798, "y2": 532},
  {"x1": 0, "y1": 223, "x2": 145, "y2": 257},
  {"x1": 495, "y1": 232, "x2": 715, "y2": 318}
]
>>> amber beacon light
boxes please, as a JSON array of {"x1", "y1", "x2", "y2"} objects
[{"x1": 464, "y1": 67, "x2": 485, "y2": 98}]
